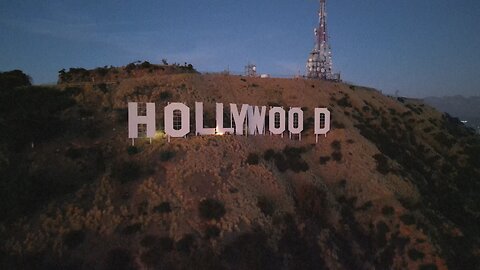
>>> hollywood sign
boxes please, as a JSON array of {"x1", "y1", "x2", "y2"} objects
[{"x1": 128, "y1": 102, "x2": 331, "y2": 143}]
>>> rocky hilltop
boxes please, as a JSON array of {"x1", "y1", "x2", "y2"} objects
[{"x1": 0, "y1": 63, "x2": 479, "y2": 270}]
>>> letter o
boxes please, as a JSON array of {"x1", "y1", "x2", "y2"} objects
[
  {"x1": 269, "y1": 107, "x2": 286, "y2": 135},
  {"x1": 288, "y1": 108, "x2": 304, "y2": 134},
  {"x1": 164, "y1": 103, "x2": 190, "y2": 137}
]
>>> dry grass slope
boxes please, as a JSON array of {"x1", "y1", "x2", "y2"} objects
[{"x1": 1, "y1": 66, "x2": 479, "y2": 270}]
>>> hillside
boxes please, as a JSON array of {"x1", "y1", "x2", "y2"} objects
[
  {"x1": 423, "y1": 96, "x2": 480, "y2": 133},
  {"x1": 1, "y1": 64, "x2": 479, "y2": 270}
]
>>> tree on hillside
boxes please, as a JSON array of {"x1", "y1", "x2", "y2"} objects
[{"x1": 0, "y1": 70, "x2": 31, "y2": 90}]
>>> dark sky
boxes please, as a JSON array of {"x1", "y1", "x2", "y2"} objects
[{"x1": 1, "y1": 0, "x2": 479, "y2": 98}]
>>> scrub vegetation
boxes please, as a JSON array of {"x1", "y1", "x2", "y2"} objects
[{"x1": 0, "y1": 67, "x2": 479, "y2": 269}]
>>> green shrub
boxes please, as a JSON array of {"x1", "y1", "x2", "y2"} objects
[
  {"x1": 140, "y1": 61, "x2": 152, "y2": 69},
  {"x1": 373, "y1": 154, "x2": 389, "y2": 175},
  {"x1": 63, "y1": 229, "x2": 85, "y2": 249},
  {"x1": 296, "y1": 184, "x2": 328, "y2": 220},
  {"x1": 65, "y1": 147, "x2": 83, "y2": 159},
  {"x1": 114, "y1": 161, "x2": 141, "y2": 183},
  {"x1": 140, "y1": 237, "x2": 174, "y2": 267},
  {"x1": 419, "y1": 264, "x2": 438, "y2": 270},
  {"x1": 156, "y1": 237, "x2": 174, "y2": 252},
  {"x1": 205, "y1": 225, "x2": 221, "y2": 239},
  {"x1": 199, "y1": 198, "x2": 226, "y2": 220},
  {"x1": 283, "y1": 146, "x2": 306, "y2": 158},
  {"x1": 104, "y1": 248, "x2": 137, "y2": 270},
  {"x1": 115, "y1": 108, "x2": 128, "y2": 123},
  {"x1": 122, "y1": 223, "x2": 142, "y2": 235},
  {"x1": 94, "y1": 66, "x2": 109, "y2": 76},
  {"x1": 246, "y1": 153, "x2": 259, "y2": 165},
  {"x1": 392, "y1": 235, "x2": 410, "y2": 254},
  {"x1": 154, "y1": 202, "x2": 172, "y2": 213},
  {"x1": 423, "y1": 127, "x2": 433, "y2": 133},
  {"x1": 274, "y1": 153, "x2": 288, "y2": 172},
  {"x1": 400, "y1": 214, "x2": 415, "y2": 225},
  {"x1": 332, "y1": 121, "x2": 345, "y2": 129},
  {"x1": 358, "y1": 201, "x2": 373, "y2": 211},
  {"x1": 337, "y1": 96, "x2": 352, "y2": 107},
  {"x1": 331, "y1": 140, "x2": 342, "y2": 151},
  {"x1": 319, "y1": 156, "x2": 331, "y2": 164},
  {"x1": 160, "y1": 150, "x2": 175, "y2": 161},
  {"x1": 257, "y1": 196, "x2": 275, "y2": 216},
  {"x1": 303, "y1": 116, "x2": 314, "y2": 130},
  {"x1": 0, "y1": 85, "x2": 75, "y2": 149},
  {"x1": 267, "y1": 102, "x2": 281, "y2": 107},
  {"x1": 140, "y1": 234, "x2": 160, "y2": 248},
  {"x1": 331, "y1": 151, "x2": 342, "y2": 162},
  {"x1": 222, "y1": 230, "x2": 280, "y2": 270},
  {"x1": 388, "y1": 108, "x2": 397, "y2": 115},
  {"x1": 127, "y1": 146, "x2": 139, "y2": 155},
  {"x1": 95, "y1": 83, "x2": 108, "y2": 93},
  {"x1": 407, "y1": 248, "x2": 425, "y2": 261},
  {"x1": 22, "y1": 170, "x2": 79, "y2": 210},
  {"x1": 263, "y1": 149, "x2": 275, "y2": 161},
  {"x1": 282, "y1": 147, "x2": 309, "y2": 172},
  {"x1": 185, "y1": 63, "x2": 195, "y2": 71},
  {"x1": 381, "y1": 206, "x2": 395, "y2": 216},
  {"x1": 0, "y1": 70, "x2": 31, "y2": 90},
  {"x1": 289, "y1": 159, "x2": 309, "y2": 172},
  {"x1": 434, "y1": 132, "x2": 455, "y2": 148},
  {"x1": 176, "y1": 234, "x2": 195, "y2": 253},
  {"x1": 125, "y1": 62, "x2": 136, "y2": 71},
  {"x1": 159, "y1": 91, "x2": 172, "y2": 101},
  {"x1": 375, "y1": 221, "x2": 390, "y2": 248},
  {"x1": 64, "y1": 86, "x2": 82, "y2": 96}
]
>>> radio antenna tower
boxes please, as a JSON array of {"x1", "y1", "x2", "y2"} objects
[{"x1": 306, "y1": 0, "x2": 340, "y2": 81}]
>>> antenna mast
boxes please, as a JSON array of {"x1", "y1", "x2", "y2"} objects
[{"x1": 306, "y1": 0, "x2": 340, "y2": 81}]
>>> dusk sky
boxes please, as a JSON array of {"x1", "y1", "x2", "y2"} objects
[{"x1": 1, "y1": 0, "x2": 479, "y2": 98}]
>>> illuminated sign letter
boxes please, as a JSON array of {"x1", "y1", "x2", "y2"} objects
[
  {"x1": 164, "y1": 103, "x2": 190, "y2": 137},
  {"x1": 128, "y1": 102, "x2": 156, "y2": 138}
]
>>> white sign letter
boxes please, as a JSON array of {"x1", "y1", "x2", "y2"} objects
[
  {"x1": 128, "y1": 102, "x2": 156, "y2": 138},
  {"x1": 269, "y1": 107, "x2": 286, "y2": 135},
  {"x1": 164, "y1": 103, "x2": 190, "y2": 137},
  {"x1": 195, "y1": 102, "x2": 215, "y2": 135},
  {"x1": 247, "y1": 106, "x2": 267, "y2": 135},
  {"x1": 314, "y1": 108, "x2": 331, "y2": 136},
  {"x1": 288, "y1": 107, "x2": 304, "y2": 134},
  {"x1": 230, "y1": 103, "x2": 249, "y2": 135},
  {"x1": 216, "y1": 103, "x2": 234, "y2": 135}
]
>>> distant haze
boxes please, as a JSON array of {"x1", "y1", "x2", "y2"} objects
[
  {"x1": 423, "y1": 96, "x2": 480, "y2": 132},
  {"x1": 1, "y1": 0, "x2": 479, "y2": 98}
]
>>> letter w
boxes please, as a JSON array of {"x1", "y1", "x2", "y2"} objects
[{"x1": 247, "y1": 106, "x2": 266, "y2": 135}]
